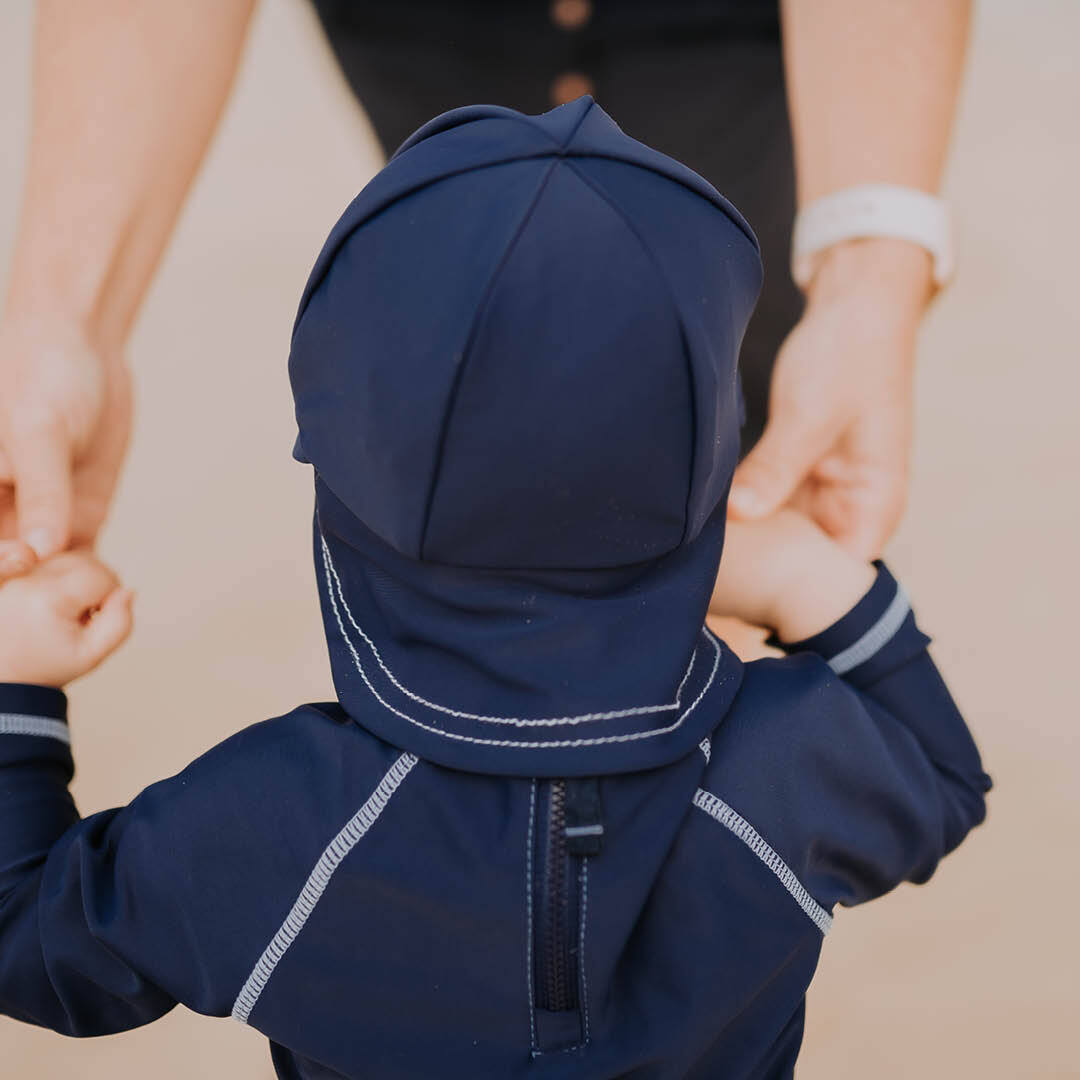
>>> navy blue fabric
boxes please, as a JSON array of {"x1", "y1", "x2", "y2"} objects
[
  {"x1": 0, "y1": 99, "x2": 990, "y2": 1078},
  {"x1": 294, "y1": 97, "x2": 759, "y2": 775},
  {"x1": 313, "y1": 475, "x2": 743, "y2": 777},
  {"x1": 0, "y1": 567, "x2": 990, "y2": 1077},
  {"x1": 290, "y1": 96, "x2": 760, "y2": 571}
]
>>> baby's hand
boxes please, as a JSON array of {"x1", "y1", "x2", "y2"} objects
[
  {"x1": 712, "y1": 508, "x2": 875, "y2": 642},
  {"x1": 0, "y1": 550, "x2": 133, "y2": 687}
]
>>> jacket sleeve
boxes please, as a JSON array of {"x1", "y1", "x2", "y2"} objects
[
  {"x1": 0, "y1": 688, "x2": 336, "y2": 1037},
  {"x1": 710, "y1": 563, "x2": 992, "y2": 914},
  {"x1": 776, "y1": 562, "x2": 992, "y2": 908}
]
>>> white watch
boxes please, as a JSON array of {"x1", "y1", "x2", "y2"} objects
[{"x1": 791, "y1": 184, "x2": 953, "y2": 290}]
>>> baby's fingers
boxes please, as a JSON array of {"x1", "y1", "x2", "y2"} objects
[
  {"x1": 46, "y1": 551, "x2": 120, "y2": 618},
  {"x1": 77, "y1": 586, "x2": 134, "y2": 669}
]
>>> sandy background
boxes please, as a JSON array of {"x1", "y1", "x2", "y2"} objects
[{"x1": 0, "y1": 1, "x2": 1077, "y2": 1077}]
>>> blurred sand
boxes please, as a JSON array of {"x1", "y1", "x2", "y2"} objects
[{"x1": 0, "y1": 1, "x2": 1077, "y2": 1077}]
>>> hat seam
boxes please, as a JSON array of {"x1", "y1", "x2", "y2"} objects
[
  {"x1": 415, "y1": 158, "x2": 561, "y2": 560},
  {"x1": 418, "y1": 101, "x2": 597, "y2": 560},
  {"x1": 390, "y1": 103, "x2": 570, "y2": 162},
  {"x1": 323, "y1": 528, "x2": 726, "y2": 748},
  {"x1": 561, "y1": 159, "x2": 699, "y2": 547},
  {"x1": 291, "y1": 150, "x2": 756, "y2": 351},
  {"x1": 290, "y1": 151, "x2": 562, "y2": 347},
  {"x1": 321, "y1": 529, "x2": 700, "y2": 726}
]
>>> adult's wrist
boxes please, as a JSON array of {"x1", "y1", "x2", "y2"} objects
[
  {"x1": 803, "y1": 236, "x2": 936, "y2": 317},
  {"x1": 0, "y1": 303, "x2": 123, "y2": 371}
]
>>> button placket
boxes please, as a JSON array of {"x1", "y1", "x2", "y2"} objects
[{"x1": 548, "y1": 0, "x2": 595, "y2": 106}]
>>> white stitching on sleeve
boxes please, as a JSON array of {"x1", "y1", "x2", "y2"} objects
[
  {"x1": 692, "y1": 788, "x2": 833, "y2": 935},
  {"x1": 231, "y1": 751, "x2": 418, "y2": 1024}
]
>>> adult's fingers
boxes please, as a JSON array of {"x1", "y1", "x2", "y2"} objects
[
  {"x1": 826, "y1": 474, "x2": 906, "y2": 561},
  {"x1": 807, "y1": 405, "x2": 910, "y2": 558},
  {"x1": 0, "y1": 539, "x2": 37, "y2": 582},
  {"x1": 729, "y1": 409, "x2": 835, "y2": 521},
  {"x1": 6, "y1": 417, "x2": 73, "y2": 559},
  {"x1": 66, "y1": 366, "x2": 134, "y2": 548}
]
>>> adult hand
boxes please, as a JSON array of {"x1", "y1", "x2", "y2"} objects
[
  {"x1": 728, "y1": 237, "x2": 934, "y2": 559},
  {"x1": 0, "y1": 315, "x2": 132, "y2": 578},
  {"x1": 0, "y1": 1, "x2": 255, "y2": 584}
]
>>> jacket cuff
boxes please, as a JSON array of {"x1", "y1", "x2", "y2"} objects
[
  {"x1": 0, "y1": 683, "x2": 70, "y2": 754},
  {"x1": 767, "y1": 562, "x2": 929, "y2": 687}
]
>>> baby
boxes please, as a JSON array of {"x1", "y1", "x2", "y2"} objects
[{"x1": 0, "y1": 98, "x2": 989, "y2": 1079}]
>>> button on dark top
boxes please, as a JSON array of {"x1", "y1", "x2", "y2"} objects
[
  {"x1": 550, "y1": 0, "x2": 592, "y2": 31},
  {"x1": 550, "y1": 71, "x2": 595, "y2": 105}
]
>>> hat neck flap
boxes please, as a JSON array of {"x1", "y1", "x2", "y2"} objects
[{"x1": 313, "y1": 476, "x2": 742, "y2": 777}]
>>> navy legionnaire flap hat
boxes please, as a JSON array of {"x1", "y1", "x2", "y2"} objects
[{"x1": 289, "y1": 95, "x2": 763, "y2": 776}]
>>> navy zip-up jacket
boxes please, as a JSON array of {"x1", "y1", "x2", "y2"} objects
[{"x1": 0, "y1": 98, "x2": 990, "y2": 1078}]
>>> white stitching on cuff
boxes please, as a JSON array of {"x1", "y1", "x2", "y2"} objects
[
  {"x1": 827, "y1": 583, "x2": 911, "y2": 676},
  {"x1": 0, "y1": 714, "x2": 70, "y2": 745},
  {"x1": 231, "y1": 751, "x2": 418, "y2": 1024},
  {"x1": 692, "y1": 788, "x2": 833, "y2": 935}
]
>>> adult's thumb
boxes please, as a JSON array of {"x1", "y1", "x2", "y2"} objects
[
  {"x1": 8, "y1": 419, "x2": 73, "y2": 559},
  {"x1": 728, "y1": 413, "x2": 830, "y2": 520}
]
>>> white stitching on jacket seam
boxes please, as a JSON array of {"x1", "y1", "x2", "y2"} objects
[
  {"x1": 525, "y1": 779, "x2": 538, "y2": 1053},
  {"x1": 827, "y1": 583, "x2": 911, "y2": 675},
  {"x1": 231, "y1": 752, "x2": 419, "y2": 1024},
  {"x1": 579, "y1": 855, "x2": 590, "y2": 1045},
  {"x1": 692, "y1": 788, "x2": 833, "y2": 935},
  {"x1": 322, "y1": 538, "x2": 723, "y2": 749},
  {"x1": 321, "y1": 533, "x2": 698, "y2": 726},
  {"x1": 0, "y1": 714, "x2": 70, "y2": 744}
]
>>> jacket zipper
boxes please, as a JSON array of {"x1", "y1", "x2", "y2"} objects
[
  {"x1": 538, "y1": 779, "x2": 576, "y2": 1011},
  {"x1": 535, "y1": 777, "x2": 603, "y2": 1016}
]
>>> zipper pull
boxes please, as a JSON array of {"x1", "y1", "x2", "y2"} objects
[{"x1": 563, "y1": 777, "x2": 604, "y2": 855}]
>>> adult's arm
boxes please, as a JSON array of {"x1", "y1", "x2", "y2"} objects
[
  {"x1": 729, "y1": 0, "x2": 971, "y2": 557},
  {"x1": 0, "y1": 0, "x2": 256, "y2": 569}
]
